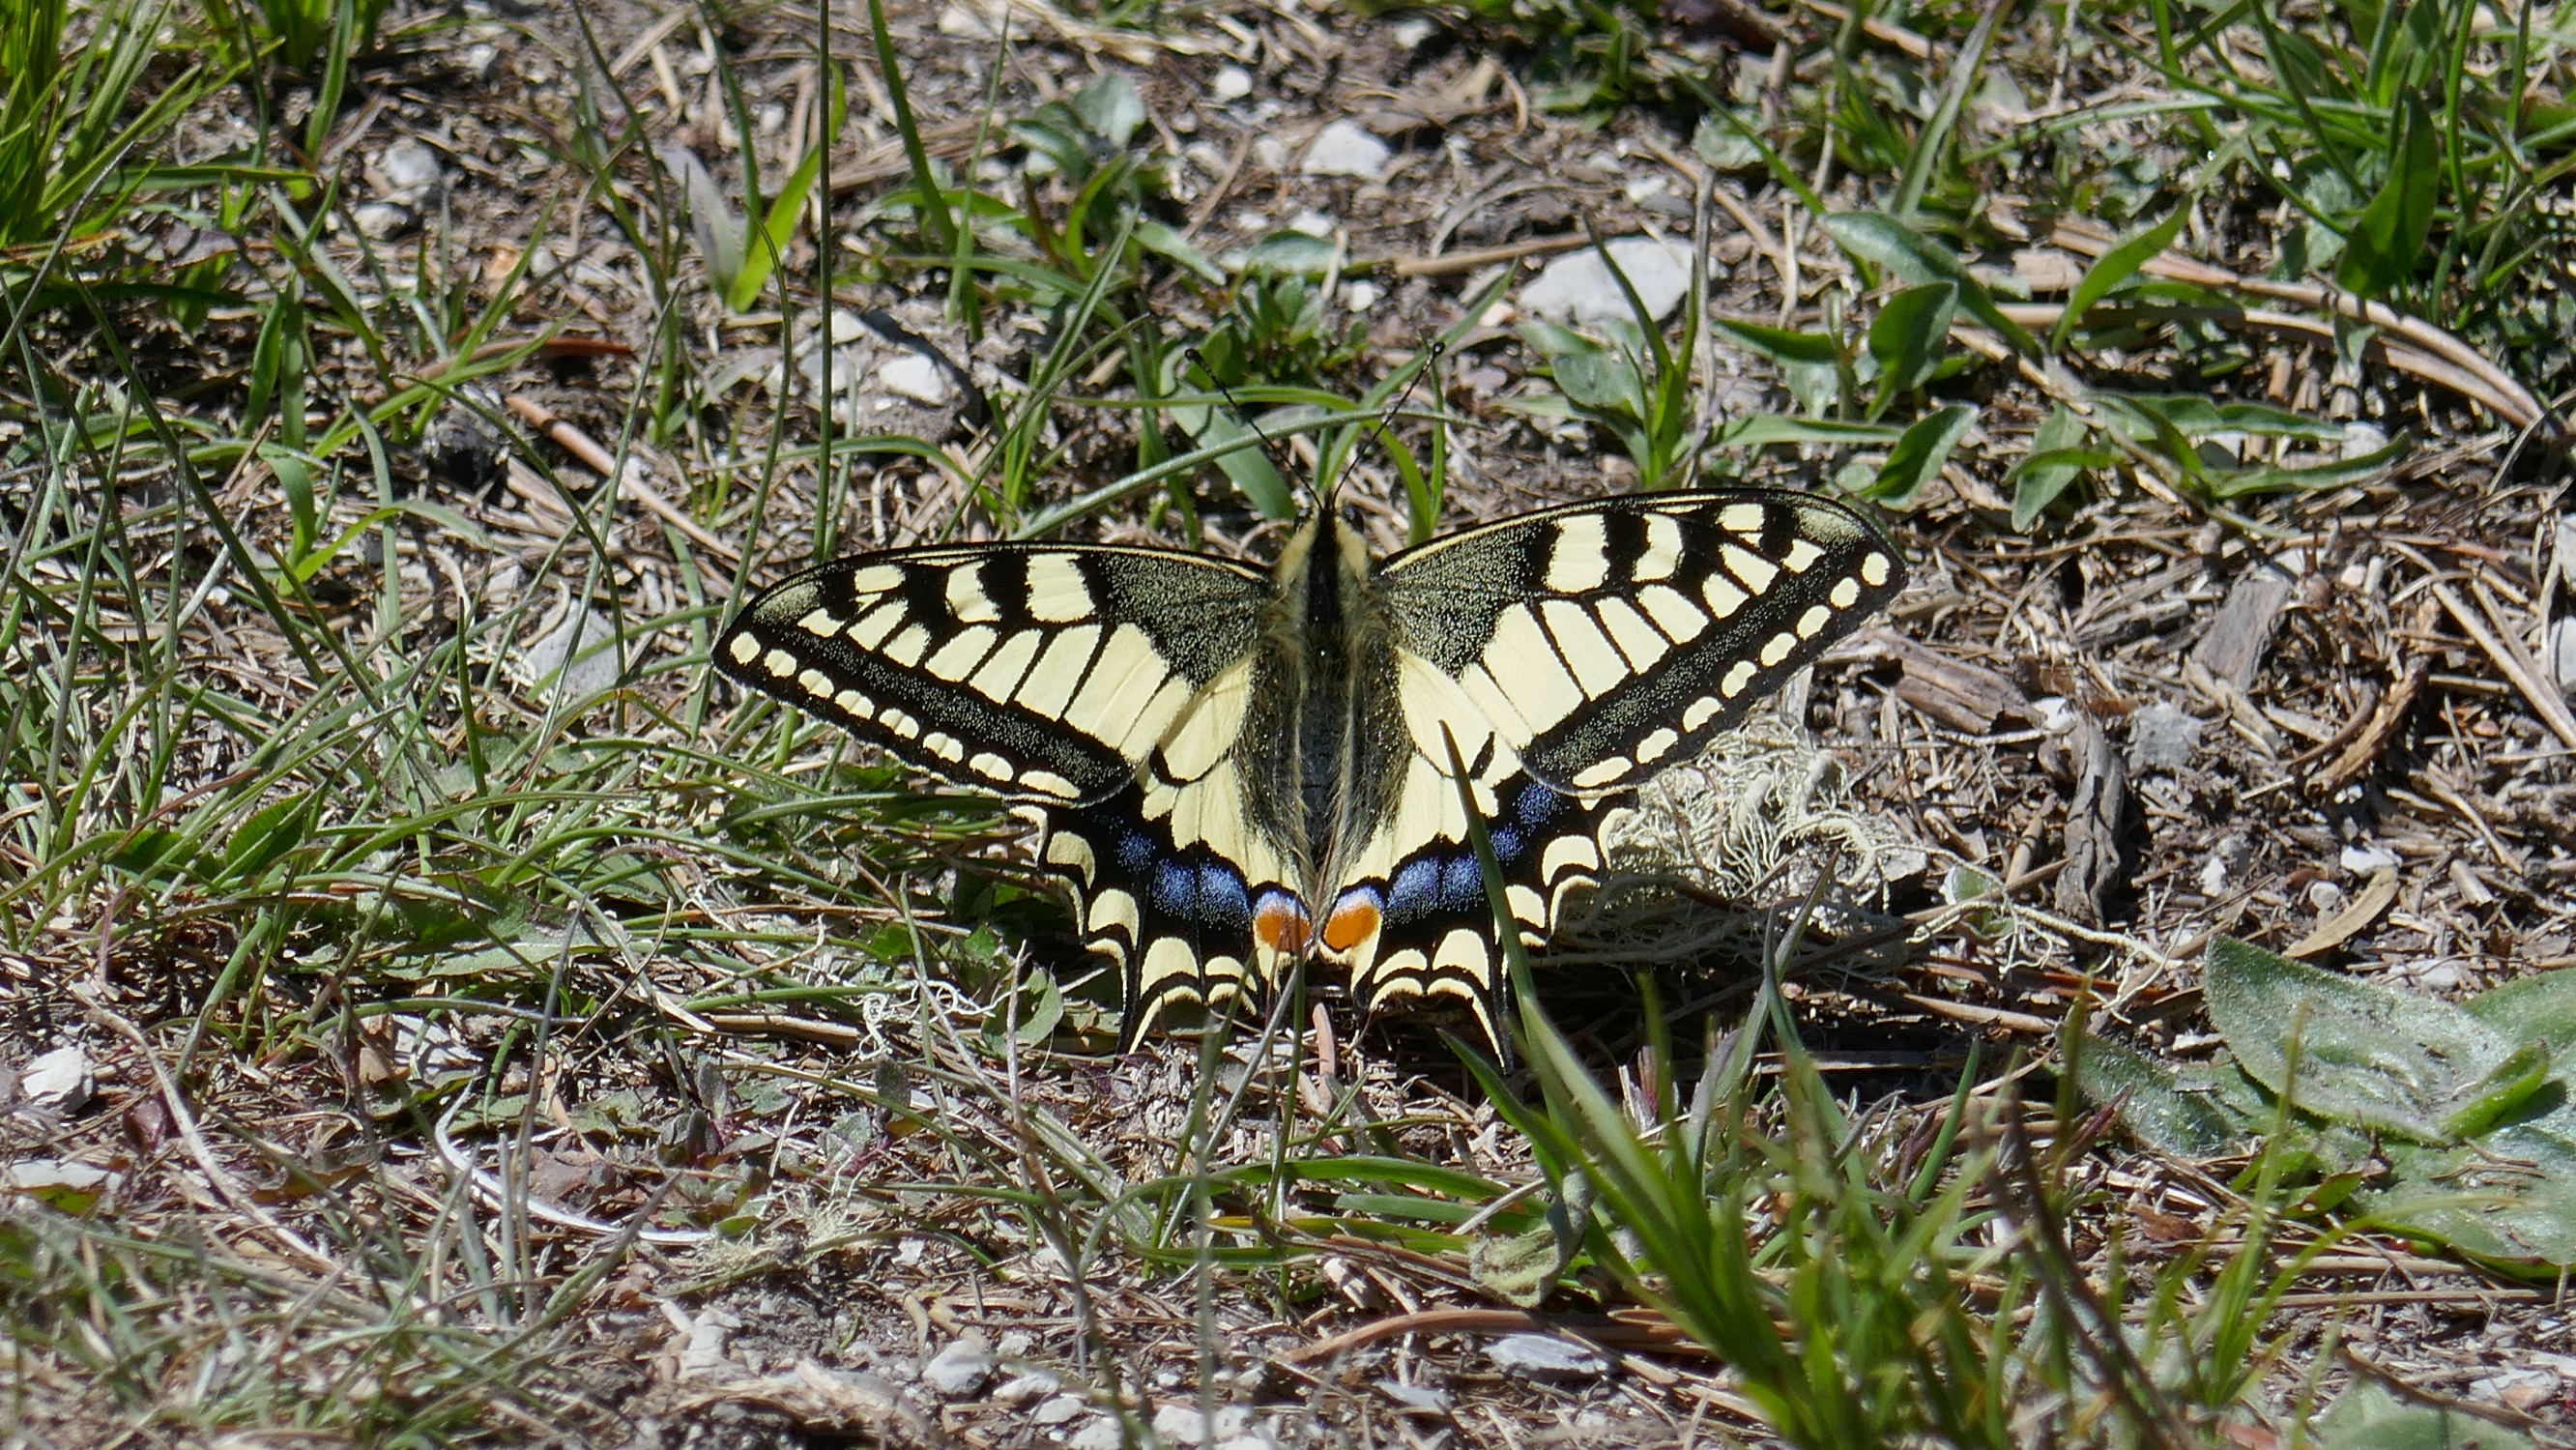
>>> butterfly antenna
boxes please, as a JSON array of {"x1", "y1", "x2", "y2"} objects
[{"x1": 1343, "y1": 339, "x2": 1445, "y2": 502}]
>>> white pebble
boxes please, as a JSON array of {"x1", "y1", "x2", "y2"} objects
[
  {"x1": 1520, "y1": 237, "x2": 1692, "y2": 325},
  {"x1": 877, "y1": 352, "x2": 952, "y2": 405},
  {"x1": 922, "y1": 1338, "x2": 993, "y2": 1397},
  {"x1": 1300, "y1": 120, "x2": 1391, "y2": 181},
  {"x1": 1212, "y1": 66, "x2": 1253, "y2": 102}
]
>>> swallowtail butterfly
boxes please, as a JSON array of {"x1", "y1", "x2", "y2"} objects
[{"x1": 719, "y1": 489, "x2": 1904, "y2": 1048}]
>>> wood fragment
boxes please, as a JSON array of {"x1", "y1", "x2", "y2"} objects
[
  {"x1": 2190, "y1": 557, "x2": 2298, "y2": 689},
  {"x1": 2286, "y1": 868, "x2": 2398, "y2": 958},
  {"x1": 1855, "y1": 628, "x2": 2034, "y2": 733},
  {"x1": 2054, "y1": 714, "x2": 2131, "y2": 926}
]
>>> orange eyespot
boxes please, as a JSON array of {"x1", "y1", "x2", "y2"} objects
[
  {"x1": 1254, "y1": 894, "x2": 1311, "y2": 955},
  {"x1": 1319, "y1": 891, "x2": 1382, "y2": 954}
]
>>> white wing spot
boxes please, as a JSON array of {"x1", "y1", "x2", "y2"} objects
[
  {"x1": 1781, "y1": 538, "x2": 1827, "y2": 574},
  {"x1": 1138, "y1": 935, "x2": 1200, "y2": 994},
  {"x1": 1064, "y1": 623, "x2": 1174, "y2": 751},
  {"x1": 1593, "y1": 596, "x2": 1671, "y2": 672},
  {"x1": 883, "y1": 624, "x2": 933, "y2": 666},
  {"x1": 944, "y1": 563, "x2": 1000, "y2": 624},
  {"x1": 1702, "y1": 572, "x2": 1749, "y2": 619},
  {"x1": 727, "y1": 633, "x2": 762, "y2": 665},
  {"x1": 1089, "y1": 886, "x2": 1142, "y2": 943},
  {"x1": 1484, "y1": 605, "x2": 1586, "y2": 730},
  {"x1": 1718, "y1": 502, "x2": 1766, "y2": 535},
  {"x1": 1682, "y1": 696, "x2": 1721, "y2": 732},
  {"x1": 847, "y1": 598, "x2": 907, "y2": 649},
  {"x1": 797, "y1": 668, "x2": 834, "y2": 699},
  {"x1": 1636, "y1": 514, "x2": 1683, "y2": 581},
  {"x1": 1573, "y1": 757, "x2": 1633, "y2": 789},
  {"x1": 795, "y1": 607, "x2": 843, "y2": 637},
  {"x1": 833, "y1": 687, "x2": 874, "y2": 716},
  {"x1": 1723, "y1": 544, "x2": 1780, "y2": 593},
  {"x1": 1543, "y1": 515, "x2": 1611, "y2": 593},
  {"x1": 1722, "y1": 659, "x2": 1759, "y2": 696},
  {"x1": 924, "y1": 624, "x2": 998, "y2": 681},
  {"x1": 1433, "y1": 927, "x2": 1487, "y2": 974},
  {"x1": 881, "y1": 707, "x2": 921, "y2": 740},
  {"x1": 1025, "y1": 554, "x2": 1095, "y2": 623},
  {"x1": 969, "y1": 750, "x2": 1015, "y2": 780},
  {"x1": 968, "y1": 629, "x2": 1042, "y2": 702},
  {"x1": 1796, "y1": 603, "x2": 1834, "y2": 639},
  {"x1": 1831, "y1": 576, "x2": 1863, "y2": 609},
  {"x1": 1862, "y1": 551, "x2": 1893, "y2": 587},
  {"x1": 921, "y1": 731, "x2": 966, "y2": 764},
  {"x1": 1635, "y1": 726, "x2": 1679, "y2": 764},
  {"x1": 1458, "y1": 664, "x2": 1536, "y2": 748},
  {"x1": 1637, "y1": 584, "x2": 1709, "y2": 643},
  {"x1": 1013, "y1": 624, "x2": 1102, "y2": 719},
  {"x1": 1542, "y1": 833, "x2": 1601, "y2": 882},
  {"x1": 1044, "y1": 826, "x2": 1097, "y2": 881},
  {"x1": 1540, "y1": 599, "x2": 1629, "y2": 698},
  {"x1": 762, "y1": 648, "x2": 798, "y2": 679},
  {"x1": 1025, "y1": 769, "x2": 1081, "y2": 800},
  {"x1": 848, "y1": 565, "x2": 906, "y2": 594},
  {"x1": 1759, "y1": 630, "x2": 1797, "y2": 667}
]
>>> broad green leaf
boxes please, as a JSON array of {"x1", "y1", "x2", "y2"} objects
[
  {"x1": 2009, "y1": 408, "x2": 2105, "y2": 530},
  {"x1": 1860, "y1": 403, "x2": 1976, "y2": 508},
  {"x1": 1236, "y1": 230, "x2": 1339, "y2": 277},
  {"x1": 1867, "y1": 281, "x2": 1956, "y2": 417},
  {"x1": 2055, "y1": 210, "x2": 2186, "y2": 352},
  {"x1": 2071, "y1": 1034, "x2": 2253, "y2": 1158},
  {"x1": 2335, "y1": 91, "x2": 2440, "y2": 300},
  {"x1": 2205, "y1": 936, "x2": 2544, "y2": 1145},
  {"x1": 2312, "y1": 1381, "x2": 2535, "y2": 1449},
  {"x1": 1071, "y1": 72, "x2": 1145, "y2": 149},
  {"x1": 2465, "y1": 970, "x2": 2576, "y2": 1052},
  {"x1": 1819, "y1": 213, "x2": 2040, "y2": 356}
]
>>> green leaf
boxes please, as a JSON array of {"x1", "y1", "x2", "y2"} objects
[
  {"x1": 2334, "y1": 92, "x2": 2440, "y2": 300},
  {"x1": 1710, "y1": 318, "x2": 1839, "y2": 366},
  {"x1": 1711, "y1": 416, "x2": 1904, "y2": 450},
  {"x1": 2054, "y1": 210, "x2": 2185, "y2": 352},
  {"x1": 2204, "y1": 435, "x2": 2408, "y2": 499},
  {"x1": 1867, "y1": 281, "x2": 1957, "y2": 417},
  {"x1": 2204, "y1": 936, "x2": 2543, "y2": 1145},
  {"x1": 1860, "y1": 403, "x2": 1976, "y2": 508},
  {"x1": 214, "y1": 793, "x2": 315, "y2": 884},
  {"x1": 2071, "y1": 1033, "x2": 2255, "y2": 1158},
  {"x1": 1235, "y1": 230, "x2": 1339, "y2": 277},
  {"x1": 1071, "y1": 72, "x2": 1146, "y2": 150},
  {"x1": 1818, "y1": 213, "x2": 2040, "y2": 356},
  {"x1": 727, "y1": 69, "x2": 845, "y2": 313},
  {"x1": 2009, "y1": 408, "x2": 2104, "y2": 530},
  {"x1": 2465, "y1": 970, "x2": 2576, "y2": 1052},
  {"x1": 2312, "y1": 1382, "x2": 2535, "y2": 1450}
]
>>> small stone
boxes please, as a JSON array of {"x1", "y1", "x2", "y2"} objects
[
  {"x1": 1343, "y1": 280, "x2": 1382, "y2": 312},
  {"x1": 519, "y1": 607, "x2": 622, "y2": 702},
  {"x1": 1300, "y1": 120, "x2": 1391, "y2": 181},
  {"x1": 351, "y1": 201, "x2": 417, "y2": 241},
  {"x1": 2306, "y1": 880, "x2": 2344, "y2": 914},
  {"x1": 2340, "y1": 842, "x2": 2401, "y2": 875},
  {"x1": 378, "y1": 137, "x2": 447, "y2": 194},
  {"x1": 1520, "y1": 237, "x2": 1693, "y2": 325},
  {"x1": 678, "y1": 1308, "x2": 741, "y2": 1379},
  {"x1": 996, "y1": 1330, "x2": 1034, "y2": 1358},
  {"x1": 1212, "y1": 65, "x2": 1253, "y2": 102},
  {"x1": 1031, "y1": 1394, "x2": 1085, "y2": 1426},
  {"x1": 2124, "y1": 700, "x2": 2203, "y2": 773},
  {"x1": 1150, "y1": 1405, "x2": 1252, "y2": 1445},
  {"x1": 2545, "y1": 617, "x2": 2576, "y2": 695},
  {"x1": 1286, "y1": 209, "x2": 1334, "y2": 238},
  {"x1": 2417, "y1": 962, "x2": 2464, "y2": 991},
  {"x1": 1068, "y1": 1416, "x2": 1125, "y2": 1450},
  {"x1": 20, "y1": 1045, "x2": 94, "y2": 1116},
  {"x1": 1375, "y1": 1379, "x2": 1451, "y2": 1413},
  {"x1": 1251, "y1": 135, "x2": 1289, "y2": 171},
  {"x1": 1484, "y1": 1332, "x2": 1609, "y2": 1378},
  {"x1": 1391, "y1": 15, "x2": 1436, "y2": 45},
  {"x1": 877, "y1": 352, "x2": 952, "y2": 406},
  {"x1": 922, "y1": 1338, "x2": 994, "y2": 1397},
  {"x1": 993, "y1": 1370, "x2": 1058, "y2": 1406},
  {"x1": 421, "y1": 404, "x2": 506, "y2": 490}
]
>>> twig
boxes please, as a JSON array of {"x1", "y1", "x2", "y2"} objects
[
  {"x1": 504, "y1": 394, "x2": 741, "y2": 563},
  {"x1": 2432, "y1": 580, "x2": 2576, "y2": 750}
]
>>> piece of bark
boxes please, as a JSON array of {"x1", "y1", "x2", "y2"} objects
[
  {"x1": 2054, "y1": 714, "x2": 2131, "y2": 925},
  {"x1": 2190, "y1": 557, "x2": 2299, "y2": 689},
  {"x1": 1856, "y1": 628, "x2": 2034, "y2": 734}
]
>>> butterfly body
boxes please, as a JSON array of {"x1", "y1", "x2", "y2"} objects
[{"x1": 720, "y1": 489, "x2": 1904, "y2": 1047}]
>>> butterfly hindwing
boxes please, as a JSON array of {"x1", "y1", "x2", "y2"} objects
[{"x1": 718, "y1": 544, "x2": 1270, "y2": 804}]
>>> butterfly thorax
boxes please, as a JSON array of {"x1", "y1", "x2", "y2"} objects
[{"x1": 1242, "y1": 513, "x2": 1405, "y2": 920}]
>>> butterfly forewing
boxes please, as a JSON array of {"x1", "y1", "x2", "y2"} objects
[
  {"x1": 1378, "y1": 492, "x2": 1906, "y2": 794},
  {"x1": 718, "y1": 544, "x2": 1270, "y2": 804}
]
